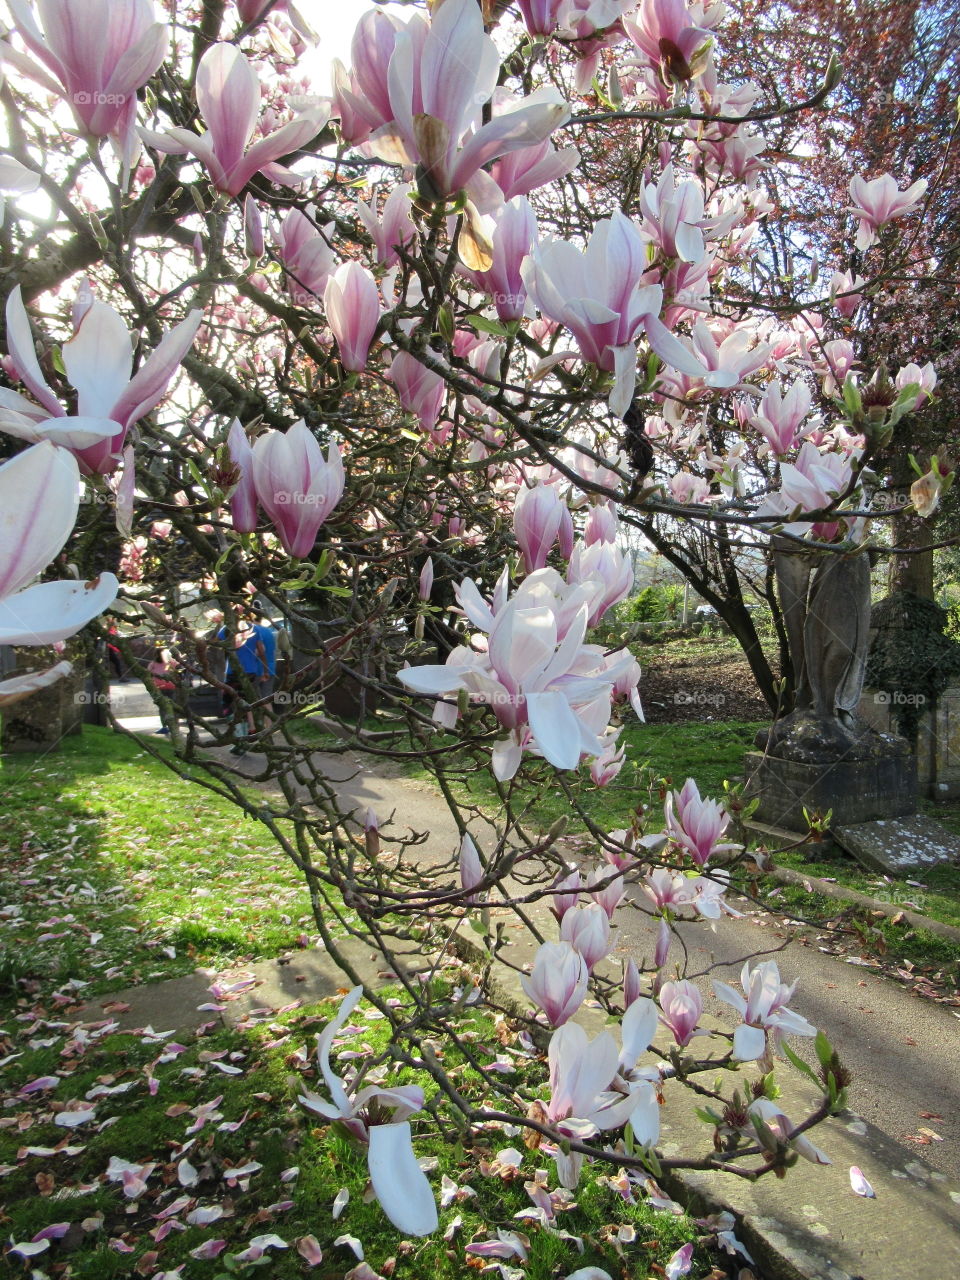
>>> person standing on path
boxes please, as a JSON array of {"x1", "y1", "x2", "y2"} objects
[{"x1": 218, "y1": 613, "x2": 270, "y2": 754}]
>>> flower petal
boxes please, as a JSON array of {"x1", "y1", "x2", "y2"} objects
[
  {"x1": 0, "y1": 574, "x2": 119, "y2": 646},
  {"x1": 366, "y1": 1122, "x2": 438, "y2": 1236}
]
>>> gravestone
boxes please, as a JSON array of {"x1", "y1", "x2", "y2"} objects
[{"x1": 833, "y1": 814, "x2": 960, "y2": 873}]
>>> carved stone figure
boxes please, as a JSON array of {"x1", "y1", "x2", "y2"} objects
[{"x1": 762, "y1": 539, "x2": 883, "y2": 762}]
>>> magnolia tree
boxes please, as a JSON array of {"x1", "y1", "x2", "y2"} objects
[{"x1": 0, "y1": 0, "x2": 946, "y2": 1247}]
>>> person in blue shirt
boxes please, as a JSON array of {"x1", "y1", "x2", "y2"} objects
[
  {"x1": 217, "y1": 613, "x2": 270, "y2": 754},
  {"x1": 252, "y1": 619, "x2": 277, "y2": 679}
]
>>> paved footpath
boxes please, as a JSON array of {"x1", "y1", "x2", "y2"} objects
[{"x1": 109, "y1": 695, "x2": 960, "y2": 1278}]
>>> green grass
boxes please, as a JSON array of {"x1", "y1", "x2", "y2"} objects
[
  {"x1": 0, "y1": 989, "x2": 709, "y2": 1279},
  {"x1": 770, "y1": 843, "x2": 960, "y2": 930},
  {"x1": 754, "y1": 882, "x2": 960, "y2": 986},
  {"x1": 396, "y1": 718, "x2": 765, "y2": 834},
  {"x1": 0, "y1": 727, "x2": 313, "y2": 1004}
]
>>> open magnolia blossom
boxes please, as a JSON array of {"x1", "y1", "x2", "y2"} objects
[
  {"x1": 336, "y1": 0, "x2": 570, "y2": 207},
  {"x1": 0, "y1": 285, "x2": 202, "y2": 474},
  {"x1": 757, "y1": 439, "x2": 864, "y2": 542},
  {"x1": 141, "y1": 42, "x2": 329, "y2": 195},
  {"x1": 298, "y1": 986, "x2": 438, "y2": 1237},
  {"x1": 846, "y1": 173, "x2": 928, "y2": 250},
  {"x1": 398, "y1": 566, "x2": 639, "y2": 779},
  {"x1": 521, "y1": 209, "x2": 733, "y2": 415},
  {"x1": 4, "y1": 0, "x2": 169, "y2": 175},
  {"x1": 0, "y1": 441, "x2": 119, "y2": 654},
  {"x1": 545, "y1": 1002, "x2": 662, "y2": 1188},
  {"x1": 713, "y1": 960, "x2": 816, "y2": 1061}
]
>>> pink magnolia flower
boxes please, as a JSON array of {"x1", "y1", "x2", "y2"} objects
[
  {"x1": 329, "y1": 7, "x2": 409, "y2": 146},
  {"x1": 324, "y1": 262, "x2": 382, "y2": 372},
  {"x1": 387, "y1": 351, "x2": 446, "y2": 436},
  {"x1": 589, "y1": 730, "x2": 626, "y2": 786},
  {"x1": 587, "y1": 865, "x2": 625, "y2": 918},
  {"x1": 0, "y1": 285, "x2": 201, "y2": 475},
  {"x1": 226, "y1": 419, "x2": 258, "y2": 534},
  {"x1": 606, "y1": 652, "x2": 643, "y2": 721},
  {"x1": 567, "y1": 538, "x2": 633, "y2": 624},
  {"x1": 521, "y1": 211, "x2": 713, "y2": 415},
  {"x1": 546, "y1": 1022, "x2": 633, "y2": 1132},
  {"x1": 846, "y1": 173, "x2": 928, "y2": 250},
  {"x1": 895, "y1": 361, "x2": 937, "y2": 411},
  {"x1": 0, "y1": 442, "x2": 118, "y2": 662},
  {"x1": 251, "y1": 420, "x2": 344, "y2": 558},
  {"x1": 5, "y1": 0, "x2": 168, "y2": 161},
  {"x1": 459, "y1": 197, "x2": 538, "y2": 322},
  {"x1": 749, "y1": 379, "x2": 812, "y2": 457},
  {"x1": 748, "y1": 1098, "x2": 831, "y2": 1165},
  {"x1": 351, "y1": 0, "x2": 570, "y2": 204},
  {"x1": 397, "y1": 569, "x2": 636, "y2": 780},
  {"x1": 685, "y1": 869, "x2": 742, "y2": 920},
  {"x1": 243, "y1": 193, "x2": 264, "y2": 259},
  {"x1": 520, "y1": 940, "x2": 588, "y2": 1026},
  {"x1": 357, "y1": 184, "x2": 418, "y2": 268},
  {"x1": 144, "y1": 43, "x2": 328, "y2": 195},
  {"x1": 276, "y1": 208, "x2": 336, "y2": 305},
  {"x1": 663, "y1": 777, "x2": 734, "y2": 866},
  {"x1": 299, "y1": 986, "x2": 437, "y2": 1234},
  {"x1": 654, "y1": 916, "x2": 672, "y2": 969},
  {"x1": 668, "y1": 471, "x2": 711, "y2": 504},
  {"x1": 625, "y1": 0, "x2": 717, "y2": 84},
  {"x1": 623, "y1": 957, "x2": 642, "y2": 1008},
  {"x1": 560, "y1": 901, "x2": 614, "y2": 971},
  {"x1": 829, "y1": 270, "x2": 865, "y2": 319},
  {"x1": 513, "y1": 481, "x2": 574, "y2": 573},
  {"x1": 713, "y1": 960, "x2": 816, "y2": 1061},
  {"x1": 641, "y1": 866, "x2": 691, "y2": 912},
  {"x1": 517, "y1": 0, "x2": 566, "y2": 36},
  {"x1": 549, "y1": 867, "x2": 582, "y2": 920},
  {"x1": 559, "y1": 1, "x2": 633, "y2": 94},
  {"x1": 418, "y1": 556, "x2": 434, "y2": 602},
  {"x1": 759, "y1": 440, "x2": 859, "y2": 541},
  {"x1": 638, "y1": 163, "x2": 707, "y2": 263},
  {"x1": 658, "y1": 979, "x2": 705, "y2": 1048},
  {"x1": 459, "y1": 833, "x2": 484, "y2": 903},
  {"x1": 584, "y1": 503, "x2": 618, "y2": 545}
]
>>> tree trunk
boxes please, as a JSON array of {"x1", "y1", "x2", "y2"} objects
[
  {"x1": 887, "y1": 509, "x2": 934, "y2": 598},
  {"x1": 638, "y1": 521, "x2": 781, "y2": 712}
]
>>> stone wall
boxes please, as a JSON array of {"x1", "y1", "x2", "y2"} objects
[{"x1": 859, "y1": 685, "x2": 960, "y2": 799}]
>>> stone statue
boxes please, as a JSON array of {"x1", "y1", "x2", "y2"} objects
[{"x1": 761, "y1": 538, "x2": 880, "y2": 761}]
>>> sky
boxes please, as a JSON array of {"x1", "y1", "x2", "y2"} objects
[{"x1": 299, "y1": 1, "x2": 413, "y2": 92}]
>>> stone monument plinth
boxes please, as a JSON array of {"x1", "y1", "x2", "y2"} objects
[{"x1": 744, "y1": 741, "x2": 916, "y2": 831}]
